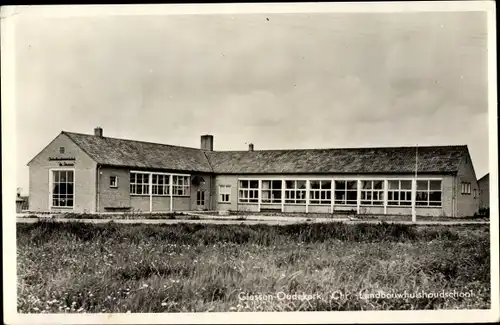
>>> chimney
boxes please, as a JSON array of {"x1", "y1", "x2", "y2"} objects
[
  {"x1": 201, "y1": 135, "x2": 214, "y2": 151},
  {"x1": 94, "y1": 127, "x2": 103, "y2": 137},
  {"x1": 248, "y1": 143, "x2": 254, "y2": 152}
]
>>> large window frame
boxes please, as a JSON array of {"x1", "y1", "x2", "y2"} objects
[
  {"x1": 261, "y1": 180, "x2": 283, "y2": 204},
  {"x1": 416, "y1": 179, "x2": 442, "y2": 207},
  {"x1": 152, "y1": 174, "x2": 170, "y2": 196},
  {"x1": 130, "y1": 172, "x2": 190, "y2": 196},
  {"x1": 334, "y1": 180, "x2": 358, "y2": 205},
  {"x1": 238, "y1": 180, "x2": 259, "y2": 203},
  {"x1": 130, "y1": 172, "x2": 150, "y2": 195},
  {"x1": 172, "y1": 175, "x2": 190, "y2": 196},
  {"x1": 50, "y1": 169, "x2": 75, "y2": 208},
  {"x1": 360, "y1": 180, "x2": 384, "y2": 206},
  {"x1": 387, "y1": 180, "x2": 412, "y2": 206},
  {"x1": 284, "y1": 180, "x2": 307, "y2": 204},
  {"x1": 309, "y1": 180, "x2": 332, "y2": 205}
]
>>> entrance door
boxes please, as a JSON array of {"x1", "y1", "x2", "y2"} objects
[{"x1": 196, "y1": 190, "x2": 206, "y2": 210}]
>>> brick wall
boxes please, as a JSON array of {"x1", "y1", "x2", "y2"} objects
[
  {"x1": 455, "y1": 155, "x2": 480, "y2": 217},
  {"x1": 478, "y1": 174, "x2": 490, "y2": 209},
  {"x1": 28, "y1": 133, "x2": 97, "y2": 213}
]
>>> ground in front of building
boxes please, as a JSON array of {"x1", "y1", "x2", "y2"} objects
[{"x1": 17, "y1": 221, "x2": 490, "y2": 312}]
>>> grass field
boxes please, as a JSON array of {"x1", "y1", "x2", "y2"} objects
[{"x1": 17, "y1": 221, "x2": 490, "y2": 313}]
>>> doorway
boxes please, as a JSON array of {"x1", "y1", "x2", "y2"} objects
[{"x1": 196, "y1": 189, "x2": 206, "y2": 210}]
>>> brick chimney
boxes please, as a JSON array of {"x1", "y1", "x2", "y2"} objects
[
  {"x1": 94, "y1": 127, "x2": 103, "y2": 137},
  {"x1": 249, "y1": 143, "x2": 254, "y2": 152},
  {"x1": 201, "y1": 135, "x2": 213, "y2": 151}
]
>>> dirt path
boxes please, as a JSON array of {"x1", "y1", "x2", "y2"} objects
[{"x1": 16, "y1": 217, "x2": 489, "y2": 226}]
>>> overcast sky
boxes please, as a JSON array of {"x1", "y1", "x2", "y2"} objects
[{"x1": 13, "y1": 10, "x2": 489, "y2": 194}]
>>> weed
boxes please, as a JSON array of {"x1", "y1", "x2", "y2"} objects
[{"x1": 17, "y1": 222, "x2": 490, "y2": 312}]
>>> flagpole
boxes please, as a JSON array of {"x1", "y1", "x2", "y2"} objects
[{"x1": 412, "y1": 145, "x2": 418, "y2": 223}]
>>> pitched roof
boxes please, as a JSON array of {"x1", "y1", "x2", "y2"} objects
[
  {"x1": 478, "y1": 173, "x2": 489, "y2": 183},
  {"x1": 63, "y1": 132, "x2": 213, "y2": 173},
  {"x1": 204, "y1": 145, "x2": 468, "y2": 174},
  {"x1": 62, "y1": 131, "x2": 468, "y2": 174}
]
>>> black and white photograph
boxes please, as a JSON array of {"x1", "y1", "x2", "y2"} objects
[{"x1": 1, "y1": 2, "x2": 498, "y2": 324}]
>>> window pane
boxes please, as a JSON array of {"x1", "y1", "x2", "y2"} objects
[
  {"x1": 240, "y1": 180, "x2": 248, "y2": 188},
  {"x1": 335, "y1": 181, "x2": 345, "y2": 190},
  {"x1": 130, "y1": 173, "x2": 136, "y2": 183},
  {"x1": 400, "y1": 180, "x2": 411, "y2": 190},
  {"x1": 430, "y1": 180, "x2": 441, "y2": 191},
  {"x1": 347, "y1": 181, "x2": 357, "y2": 189},
  {"x1": 272, "y1": 180, "x2": 282, "y2": 189},
  {"x1": 250, "y1": 181, "x2": 259, "y2": 189},
  {"x1": 54, "y1": 171, "x2": 60, "y2": 183},
  {"x1": 388, "y1": 180, "x2": 399, "y2": 190},
  {"x1": 362, "y1": 181, "x2": 372, "y2": 189},
  {"x1": 285, "y1": 180, "x2": 295, "y2": 189},
  {"x1": 429, "y1": 191, "x2": 441, "y2": 202},
  {"x1": 417, "y1": 180, "x2": 428, "y2": 190},
  {"x1": 68, "y1": 171, "x2": 74, "y2": 183},
  {"x1": 297, "y1": 181, "x2": 306, "y2": 189},
  {"x1": 262, "y1": 181, "x2": 270, "y2": 189},
  {"x1": 416, "y1": 191, "x2": 428, "y2": 201},
  {"x1": 321, "y1": 181, "x2": 332, "y2": 189},
  {"x1": 373, "y1": 181, "x2": 383, "y2": 189},
  {"x1": 310, "y1": 181, "x2": 320, "y2": 189},
  {"x1": 346, "y1": 191, "x2": 357, "y2": 201}
]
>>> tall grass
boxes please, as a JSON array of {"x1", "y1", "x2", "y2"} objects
[{"x1": 17, "y1": 221, "x2": 490, "y2": 313}]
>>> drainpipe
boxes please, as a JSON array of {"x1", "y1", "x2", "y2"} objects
[{"x1": 96, "y1": 165, "x2": 101, "y2": 213}]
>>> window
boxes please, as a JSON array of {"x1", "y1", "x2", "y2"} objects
[
  {"x1": 59, "y1": 147, "x2": 65, "y2": 154},
  {"x1": 152, "y1": 174, "x2": 170, "y2": 196},
  {"x1": 52, "y1": 170, "x2": 74, "y2": 207},
  {"x1": 416, "y1": 180, "x2": 442, "y2": 206},
  {"x1": 388, "y1": 180, "x2": 412, "y2": 206},
  {"x1": 461, "y1": 182, "x2": 471, "y2": 195},
  {"x1": 284, "y1": 180, "x2": 307, "y2": 204},
  {"x1": 196, "y1": 190, "x2": 205, "y2": 206},
  {"x1": 334, "y1": 180, "x2": 357, "y2": 205},
  {"x1": 360, "y1": 180, "x2": 384, "y2": 205},
  {"x1": 109, "y1": 176, "x2": 118, "y2": 188},
  {"x1": 130, "y1": 172, "x2": 149, "y2": 195},
  {"x1": 309, "y1": 180, "x2": 332, "y2": 205},
  {"x1": 261, "y1": 180, "x2": 282, "y2": 203},
  {"x1": 473, "y1": 189, "x2": 477, "y2": 198},
  {"x1": 172, "y1": 175, "x2": 190, "y2": 196},
  {"x1": 238, "y1": 180, "x2": 259, "y2": 203},
  {"x1": 219, "y1": 185, "x2": 231, "y2": 203}
]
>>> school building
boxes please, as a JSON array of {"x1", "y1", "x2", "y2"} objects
[{"x1": 27, "y1": 127, "x2": 481, "y2": 217}]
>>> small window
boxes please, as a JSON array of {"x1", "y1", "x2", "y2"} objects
[
  {"x1": 461, "y1": 182, "x2": 471, "y2": 195},
  {"x1": 59, "y1": 147, "x2": 65, "y2": 154},
  {"x1": 219, "y1": 185, "x2": 231, "y2": 203},
  {"x1": 110, "y1": 176, "x2": 118, "y2": 188},
  {"x1": 473, "y1": 189, "x2": 477, "y2": 198}
]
